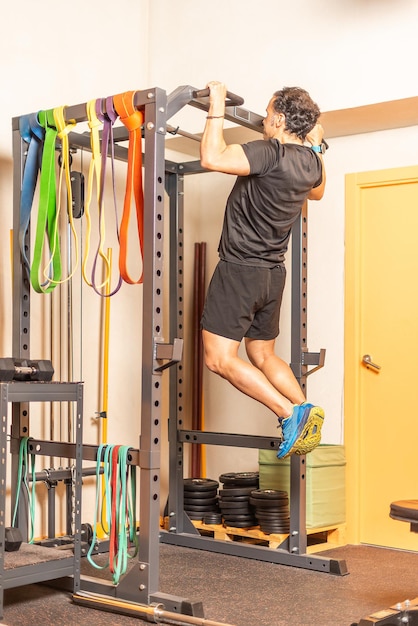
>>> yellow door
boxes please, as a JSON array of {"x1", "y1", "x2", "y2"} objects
[{"x1": 345, "y1": 165, "x2": 418, "y2": 550}]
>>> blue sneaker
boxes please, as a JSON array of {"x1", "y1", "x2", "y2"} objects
[{"x1": 277, "y1": 403, "x2": 324, "y2": 459}]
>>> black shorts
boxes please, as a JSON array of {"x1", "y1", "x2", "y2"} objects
[{"x1": 201, "y1": 260, "x2": 286, "y2": 342}]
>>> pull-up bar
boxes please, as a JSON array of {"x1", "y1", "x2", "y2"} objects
[
  {"x1": 13, "y1": 85, "x2": 262, "y2": 160},
  {"x1": 14, "y1": 86, "x2": 246, "y2": 129}
]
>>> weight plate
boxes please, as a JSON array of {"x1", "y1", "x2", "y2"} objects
[
  {"x1": 203, "y1": 514, "x2": 222, "y2": 525},
  {"x1": 250, "y1": 504, "x2": 288, "y2": 513},
  {"x1": 221, "y1": 509, "x2": 254, "y2": 517},
  {"x1": 222, "y1": 514, "x2": 257, "y2": 521},
  {"x1": 219, "y1": 493, "x2": 250, "y2": 500},
  {"x1": 184, "y1": 496, "x2": 218, "y2": 506},
  {"x1": 254, "y1": 511, "x2": 290, "y2": 521},
  {"x1": 252, "y1": 499, "x2": 289, "y2": 506},
  {"x1": 224, "y1": 520, "x2": 258, "y2": 528},
  {"x1": 219, "y1": 472, "x2": 259, "y2": 485},
  {"x1": 186, "y1": 512, "x2": 205, "y2": 520},
  {"x1": 253, "y1": 510, "x2": 289, "y2": 517},
  {"x1": 250, "y1": 489, "x2": 288, "y2": 500},
  {"x1": 220, "y1": 507, "x2": 252, "y2": 515},
  {"x1": 255, "y1": 505, "x2": 289, "y2": 513},
  {"x1": 183, "y1": 478, "x2": 219, "y2": 492},
  {"x1": 257, "y1": 521, "x2": 289, "y2": 528},
  {"x1": 219, "y1": 496, "x2": 249, "y2": 504},
  {"x1": 223, "y1": 520, "x2": 258, "y2": 526},
  {"x1": 218, "y1": 500, "x2": 252, "y2": 509},
  {"x1": 256, "y1": 511, "x2": 290, "y2": 519},
  {"x1": 218, "y1": 487, "x2": 254, "y2": 497},
  {"x1": 249, "y1": 497, "x2": 288, "y2": 508},
  {"x1": 253, "y1": 508, "x2": 289, "y2": 513},
  {"x1": 184, "y1": 504, "x2": 220, "y2": 512},
  {"x1": 257, "y1": 522, "x2": 290, "y2": 528},
  {"x1": 260, "y1": 525, "x2": 290, "y2": 533},
  {"x1": 221, "y1": 481, "x2": 259, "y2": 489},
  {"x1": 259, "y1": 520, "x2": 290, "y2": 528},
  {"x1": 184, "y1": 489, "x2": 218, "y2": 500}
]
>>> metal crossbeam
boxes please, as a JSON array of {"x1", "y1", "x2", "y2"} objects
[{"x1": 178, "y1": 430, "x2": 281, "y2": 450}]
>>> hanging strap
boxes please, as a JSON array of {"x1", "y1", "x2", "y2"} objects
[
  {"x1": 12, "y1": 437, "x2": 36, "y2": 543},
  {"x1": 108, "y1": 444, "x2": 121, "y2": 574},
  {"x1": 90, "y1": 97, "x2": 123, "y2": 296},
  {"x1": 19, "y1": 112, "x2": 45, "y2": 276},
  {"x1": 113, "y1": 91, "x2": 144, "y2": 285},
  {"x1": 43, "y1": 105, "x2": 79, "y2": 285},
  {"x1": 30, "y1": 109, "x2": 62, "y2": 292},
  {"x1": 87, "y1": 443, "x2": 110, "y2": 571},
  {"x1": 82, "y1": 99, "x2": 110, "y2": 289},
  {"x1": 86, "y1": 443, "x2": 137, "y2": 583},
  {"x1": 110, "y1": 445, "x2": 137, "y2": 583}
]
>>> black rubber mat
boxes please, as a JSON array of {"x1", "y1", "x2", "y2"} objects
[{"x1": 3, "y1": 544, "x2": 418, "y2": 626}]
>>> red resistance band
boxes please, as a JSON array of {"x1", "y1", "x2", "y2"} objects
[{"x1": 109, "y1": 444, "x2": 121, "y2": 573}]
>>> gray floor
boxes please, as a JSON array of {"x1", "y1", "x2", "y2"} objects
[{"x1": 2, "y1": 543, "x2": 418, "y2": 625}]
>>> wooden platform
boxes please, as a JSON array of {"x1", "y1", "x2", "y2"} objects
[{"x1": 190, "y1": 520, "x2": 347, "y2": 553}]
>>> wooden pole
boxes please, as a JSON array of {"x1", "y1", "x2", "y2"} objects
[{"x1": 191, "y1": 242, "x2": 206, "y2": 477}]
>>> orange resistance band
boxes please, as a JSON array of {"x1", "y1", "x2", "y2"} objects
[{"x1": 113, "y1": 91, "x2": 144, "y2": 285}]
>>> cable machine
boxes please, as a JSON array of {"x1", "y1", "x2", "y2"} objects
[{"x1": 5, "y1": 85, "x2": 347, "y2": 623}]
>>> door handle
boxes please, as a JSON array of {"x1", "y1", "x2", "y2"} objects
[{"x1": 362, "y1": 354, "x2": 381, "y2": 372}]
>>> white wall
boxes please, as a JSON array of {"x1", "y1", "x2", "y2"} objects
[
  {"x1": 1, "y1": 0, "x2": 418, "y2": 530},
  {"x1": 147, "y1": 0, "x2": 418, "y2": 111}
]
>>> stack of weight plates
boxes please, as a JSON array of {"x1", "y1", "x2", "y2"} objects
[
  {"x1": 249, "y1": 489, "x2": 290, "y2": 534},
  {"x1": 183, "y1": 478, "x2": 220, "y2": 522},
  {"x1": 218, "y1": 472, "x2": 259, "y2": 528}
]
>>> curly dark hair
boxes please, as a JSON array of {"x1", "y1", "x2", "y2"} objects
[{"x1": 273, "y1": 87, "x2": 320, "y2": 140}]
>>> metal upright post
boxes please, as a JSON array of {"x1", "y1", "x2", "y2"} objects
[
  {"x1": 73, "y1": 382, "x2": 84, "y2": 595},
  {"x1": 47, "y1": 483, "x2": 57, "y2": 538},
  {"x1": 136, "y1": 88, "x2": 167, "y2": 602},
  {"x1": 11, "y1": 120, "x2": 31, "y2": 535},
  {"x1": 11, "y1": 122, "x2": 31, "y2": 361},
  {"x1": 165, "y1": 163, "x2": 200, "y2": 537},
  {"x1": 117, "y1": 88, "x2": 200, "y2": 612},
  {"x1": 112, "y1": 88, "x2": 173, "y2": 605},
  {"x1": 166, "y1": 166, "x2": 190, "y2": 535},
  {"x1": 0, "y1": 384, "x2": 8, "y2": 616},
  {"x1": 289, "y1": 203, "x2": 309, "y2": 555}
]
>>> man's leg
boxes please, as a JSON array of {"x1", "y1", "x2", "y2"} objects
[
  {"x1": 244, "y1": 337, "x2": 305, "y2": 405},
  {"x1": 202, "y1": 329, "x2": 295, "y2": 418},
  {"x1": 243, "y1": 338, "x2": 324, "y2": 456},
  {"x1": 203, "y1": 330, "x2": 324, "y2": 458}
]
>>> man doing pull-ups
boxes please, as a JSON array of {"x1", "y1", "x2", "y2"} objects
[{"x1": 200, "y1": 81, "x2": 326, "y2": 459}]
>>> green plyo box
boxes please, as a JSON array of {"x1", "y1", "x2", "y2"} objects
[{"x1": 258, "y1": 445, "x2": 346, "y2": 529}]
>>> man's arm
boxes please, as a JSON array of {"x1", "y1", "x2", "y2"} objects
[
  {"x1": 200, "y1": 81, "x2": 251, "y2": 176},
  {"x1": 308, "y1": 156, "x2": 326, "y2": 200},
  {"x1": 306, "y1": 123, "x2": 326, "y2": 200}
]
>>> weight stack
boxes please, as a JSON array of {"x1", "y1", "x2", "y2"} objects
[
  {"x1": 218, "y1": 472, "x2": 259, "y2": 528},
  {"x1": 249, "y1": 488, "x2": 290, "y2": 534},
  {"x1": 183, "y1": 478, "x2": 220, "y2": 522}
]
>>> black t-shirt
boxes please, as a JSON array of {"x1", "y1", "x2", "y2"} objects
[{"x1": 218, "y1": 139, "x2": 323, "y2": 267}]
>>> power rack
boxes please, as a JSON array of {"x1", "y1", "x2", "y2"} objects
[{"x1": 6, "y1": 85, "x2": 347, "y2": 622}]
